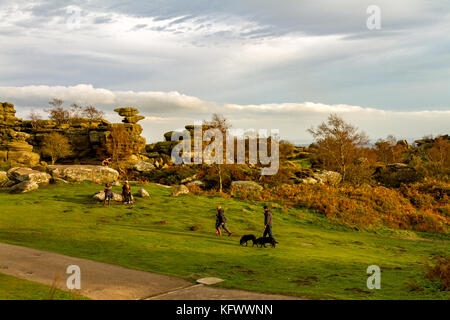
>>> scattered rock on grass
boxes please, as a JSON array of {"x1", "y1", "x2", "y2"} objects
[
  {"x1": 136, "y1": 188, "x2": 150, "y2": 197},
  {"x1": 92, "y1": 191, "x2": 134, "y2": 202},
  {"x1": 171, "y1": 184, "x2": 189, "y2": 197}
]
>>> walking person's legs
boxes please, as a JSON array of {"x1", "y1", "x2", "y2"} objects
[
  {"x1": 263, "y1": 226, "x2": 273, "y2": 238},
  {"x1": 222, "y1": 223, "x2": 232, "y2": 236},
  {"x1": 215, "y1": 221, "x2": 222, "y2": 237}
]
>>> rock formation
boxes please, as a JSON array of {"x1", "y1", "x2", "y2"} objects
[
  {"x1": 47, "y1": 165, "x2": 119, "y2": 184},
  {"x1": 0, "y1": 101, "x2": 147, "y2": 166},
  {"x1": 114, "y1": 107, "x2": 145, "y2": 124},
  {"x1": 0, "y1": 102, "x2": 40, "y2": 167}
]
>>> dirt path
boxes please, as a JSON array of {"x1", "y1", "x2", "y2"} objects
[{"x1": 0, "y1": 243, "x2": 301, "y2": 300}]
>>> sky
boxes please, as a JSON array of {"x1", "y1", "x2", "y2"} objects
[{"x1": 0, "y1": 0, "x2": 449, "y2": 143}]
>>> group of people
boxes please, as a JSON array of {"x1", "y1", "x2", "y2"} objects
[
  {"x1": 215, "y1": 205, "x2": 273, "y2": 238},
  {"x1": 103, "y1": 181, "x2": 133, "y2": 206}
]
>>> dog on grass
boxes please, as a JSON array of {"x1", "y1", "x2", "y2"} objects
[
  {"x1": 253, "y1": 237, "x2": 278, "y2": 248},
  {"x1": 239, "y1": 234, "x2": 257, "y2": 246}
]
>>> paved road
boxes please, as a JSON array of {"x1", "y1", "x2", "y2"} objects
[{"x1": 0, "y1": 243, "x2": 302, "y2": 300}]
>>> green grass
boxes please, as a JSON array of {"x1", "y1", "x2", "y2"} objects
[
  {"x1": 0, "y1": 182, "x2": 448, "y2": 300},
  {"x1": 0, "y1": 273, "x2": 88, "y2": 300},
  {"x1": 291, "y1": 159, "x2": 311, "y2": 168}
]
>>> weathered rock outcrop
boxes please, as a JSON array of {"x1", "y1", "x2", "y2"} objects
[
  {"x1": 231, "y1": 181, "x2": 263, "y2": 192},
  {"x1": 0, "y1": 102, "x2": 40, "y2": 167},
  {"x1": 10, "y1": 180, "x2": 39, "y2": 193},
  {"x1": 171, "y1": 184, "x2": 190, "y2": 197},
  {"x1": 114, "y1": 107, "x2": 145, "y2": 124},
  {"x1": 374, "y1": 163, "x2": 422, "y2": 187},
  {"x1": 134, "y1": 161, "x2": 155, "y2": 173},
  {"x1": 312, "y1": 170, "x2": 342, "y2": 186},
  {"x1": 47, "y1": 165, "x2": 119, "y2": 183},
  {"x1": 7, "y1": 167, "x2": 51, "y2": 185},
  {"x1": 1, "y1": 101, "x2": 147, "y2": 166}
]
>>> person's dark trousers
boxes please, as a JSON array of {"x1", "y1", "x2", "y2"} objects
[{"x1": 263, "y1": 226, "x2": 273, "y2": 238}]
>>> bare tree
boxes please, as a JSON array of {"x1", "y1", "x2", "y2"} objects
[
  {"x1": 29, "y1": 110, "x2": 42, "y2": 130},
  {"x1": 45, "y1": 99, "x2": 71, "y2": 124},
  {"x1": 41, "y1": 132, "x2": 72, "y2": 165},
  {"x1": 308, "y1": 114, "x2": 370, "y2": 182},
  {"x1": 83, "y1": 106, "x2": 105, "y2": 122},
  {"x1": 205, "y1": 114, "x2": 232, "y2": 193},
  {"x1": 70, "y1": 103, "x2": 84, "y2": 120}
]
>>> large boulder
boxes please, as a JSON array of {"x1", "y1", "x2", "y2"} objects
[
  {"x1": 299, "y1": 177, "x2": 320, "y2": 185},
  {"x1": 136, "y1": 188, "x2": 150, "y2": 198},
  {"x1": 47, "y1": 165, "x2": 119, "y2": 184},
  {"x1": 374, "y1": 163, "x2": 422, "y2": 188},
  {"x1": 186, "y1": 180, "x2": 204, "y2": 187},
  {"x1": 171, "y1": 184, "x2": 190, "y2": 197},
  {"x1": 134, "y1": 161, "x2": 155, "y2": 173},
  {"x1": 231, "y1": 181, "x2": 263, "y2": 192},
  {"x1": 312, "y1": 170, "x2": 342, "y2": 186},
  {"x1": 10, "y1": 180, "x2": 39, "y2": 193},
  {"x1": 7, "y1": 167, "x2": 51, "y2": 185}
]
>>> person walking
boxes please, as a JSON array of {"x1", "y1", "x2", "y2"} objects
[
  {"x1": 263, "y1": 205, "x2": 273, "y2": 238},
  {"x1": 122, "y1": 181, "x2": 132, "y2": 204},
  {"x1": 215, "y1": 206, "x2": 232, "y2": 237}
]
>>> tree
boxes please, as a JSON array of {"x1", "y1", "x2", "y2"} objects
[
  {"x1": 205, "y1": 114, "x2": 232, "y2": 193},
  {"x1": 29, "y1": 110, "x2": 42, "y2": 130},
  {"x1": 308, "y1": 114, "x2": 370, "y2": 182},
  {"x1": 41, "y1": 132, "x2": 72, "y2": 165},
  {"x1": 70, "y1": 103, "x2": 84, "y2": 120},
  {"x1": 45, "y1": 99, "x2": 71, "y2": 124},
  {"x1": 82, "y1": 106, "x2": 105, "y2": 122}
]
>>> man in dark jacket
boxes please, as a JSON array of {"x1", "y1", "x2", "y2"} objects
[
  {"x1": 216, "y1": 206, "x2": 232, "y2": 237},
  {"x1": 263, "y1": 205, "x2": 273, "y2": 238}
]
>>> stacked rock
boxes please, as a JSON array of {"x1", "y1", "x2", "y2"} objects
[{"x1": 114, "y1": 107, "x2": 145, "y2": 124}]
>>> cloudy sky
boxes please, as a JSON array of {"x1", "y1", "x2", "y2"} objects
[{"x1": 0, "y1": 0, "x2": 449, "y2": 143}]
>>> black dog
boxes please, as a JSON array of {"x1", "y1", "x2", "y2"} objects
[
  {"x1": 240, "y1": 234, "x2": 256, "y2": 246},
  {"x1": 254, "y1": 237, "x2": 278, "y2": 248}
]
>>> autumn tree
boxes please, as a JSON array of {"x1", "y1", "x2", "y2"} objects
[
  {"x1": 375, "y1": 135, "x2": 407, "y2": 164},
  {"x1": 41, "y1": 132, "x2": 72, "y2": 165},
  {"x1": 308, "y1": 114, "x2": 370, "y2": 183}
]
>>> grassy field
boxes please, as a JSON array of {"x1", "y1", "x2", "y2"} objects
[
  {"x1": 0, "y1": 182, "x2": 448, "y2": 300},
  {"x1": 0, "y1": 273, "x2": 88, "y2": 300}
]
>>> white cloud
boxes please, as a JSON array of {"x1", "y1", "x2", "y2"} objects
[{"x1": 0, "y1": 84, "x2": 448, "y2": 143}]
